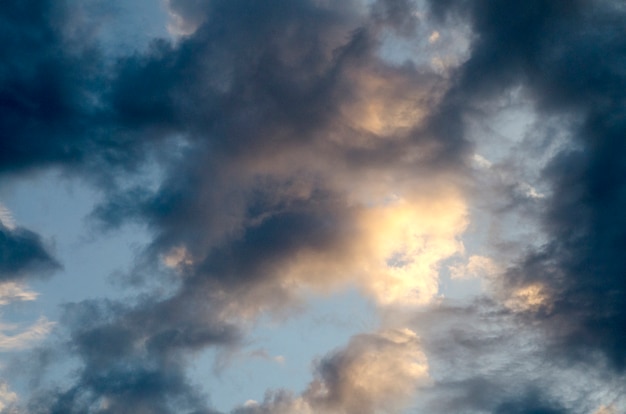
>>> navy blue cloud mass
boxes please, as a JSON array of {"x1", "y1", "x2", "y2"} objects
[
  {"x1": 1, "y1": 0, "x2": 625, "y2": 413},
  {"x1": 0, "y1": 224, "x2": 60, "y2": 281}
]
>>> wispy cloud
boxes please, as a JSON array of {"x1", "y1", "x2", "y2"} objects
[
  {"x1": 0, "y1": 317, "x2": 55, "y2": 351},
  {"x1": 0, "y1": 203, "x2": 15, "y2": 231},
  {"x1": 0, "y1": 381, "x2": 18, "y2": 412},
  {"x1": 0, "y1": 282, "x2": 38, "y2": 305}
]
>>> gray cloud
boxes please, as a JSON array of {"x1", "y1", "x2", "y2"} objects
[
  {"x1": 3, "y1": 0, "x2": 626, "y2": 412},
  {"x1": 409, "y1": 299, "x2": 625, "y2": 414},
  {"x1": 232, "y1": 328, "x2": 428, "y2": 414},
  {"x1": 427, "y1": 0, "x2": 626, "y2": 370},
  {"x1": 22, "y1": 295, "x2": 239, "y2": 414},
  {"x1": 0, "y1": 224, "x2": 60, "y2": 281},
  {"x1": 3, "y1": 0, "x2": 467, "y2": 411}
]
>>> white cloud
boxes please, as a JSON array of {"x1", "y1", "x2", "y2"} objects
[
  {"x1": 0, "y1": 282, "x2": 39, "y2": 306},
  {"x1": 0, "y1": 202, "x2": 16, "y2": 230},
  {"x1": 0, "y1": 282, "x2": 53, "y2": 351},
  {"x1": 449, "y1": 255, "x2": 501, "y2": 280},
  {"x1": 0, "y1": 317, "x2": 55, "y2": 351},
  {"x1": 0, "y1": 381, "x2": 17, "y2": 412}
]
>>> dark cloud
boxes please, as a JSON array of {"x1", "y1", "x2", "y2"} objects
[
  {"x1": 0, "y1": 224, "x2": 60, "y2": 281},
  {"x1": 0, "y1": 0, "x2": 175, "y2": 188},
  {"x1": 426, "y1": 0, "x2": 626, "y2": 372},
  {"x1": 22, "y1": 294, "x2": 240, "y2": 414},
  {"x1": 6, "y1": 0, "x2": 626, "y2": 412},
  {"x1": 5, "y1": 0, "x2": 465, "y2": 410},
  {"x1": 90, "y1": 0, "x2": 466, "y2": 306},
  {"x1": 410, "y1": 299, "x2": 625, "y2": 414},
  {"x1": 0, "y1": 0, "x2": 100, "y2": 174},
  {"x1": 493, "y1": 392, "x2": 566, "y2": 414}
]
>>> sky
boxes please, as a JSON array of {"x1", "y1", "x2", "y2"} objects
[{"x1": 0, "y1": 0, "x2": 625, "y2": 413}]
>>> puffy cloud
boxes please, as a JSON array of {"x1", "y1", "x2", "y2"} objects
[
  {"x1": 22, "y1": 297, "x2": 239, "y2": 414},
  {"x1": 306, "y1": 328, "x2": 429, "y2": 413},
  {"x1": 87, "y1": 0, "x2": 470, "y2": 321},
  {"x1": 234, "y1": 329, "x2": 428, "y2": 414},
  {"x1": 3, "y1": 0, "x2": 626, "y2": 412}
]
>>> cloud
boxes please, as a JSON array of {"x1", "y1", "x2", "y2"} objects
[
  {"x1": 0, "y1": 204, "x2": 16, "y2": 230},
  {"x1": 449, "y1": 255, "x2": 500, "y2": 280},
  {"x1": 409, "y1": 300, "x2": 626, "y2": 414},
  {"x1": 0, "y1": 282, "x2": 38, "y2": 305},
  {"x1": 90, "y1": 0, "x2": 470, "y2": 318},
  {"x1": 0, "y1": 224, "x2": 60, "y2": 282},
  {"x1": 0, "y1": 0, "x2": 99, "y2": 175},
  {"x1": 0, "y1": 317, "x2": 55, "y2": 351},
  {"x1": 0, "y1": 382, "x2": 18, "y2": 413},
  {"x1": 3, "y1": 0, "x2": 626, "y2": 412},
  {"x1": 21, "y1": 296, "x2": 239, "y2": 414},
  {"x1": 426, "y1": 0, "x2": 626, "y2": 372},
  {"x1": 233, "y1": 329, "x2": 428, "y2": 414},
  {"x1": 5, "y1": 4, "x2": 465, "y2": 409}
]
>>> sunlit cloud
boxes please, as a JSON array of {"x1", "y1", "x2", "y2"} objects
[
  {"x1": 594, "y1": 405, "x2": 618, "y2": 414},
  {"x1": 0, "y1": 282, "x2": 38, "y2": 305},
  {"x1": 235, "y1": 328, "x2": 428, "y2": 414},
  {"x1": 0, "y1": 203, "x2": 16, "y2": 231},
  {"x1": 0, "y1": 317, "x2": 55, "y2": 351},
  {"x1": 504, "y1": 283, "x2": 550, "y2": 313},
  {"x1": 0, "y1": 381, "x2": 18, "y2": 412}
]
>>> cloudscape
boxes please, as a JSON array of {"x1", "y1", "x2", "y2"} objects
[{"x1": 1, "y1": 0, "x2": 625, "y2": 413}]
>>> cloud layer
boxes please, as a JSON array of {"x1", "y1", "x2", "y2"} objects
[{"x1": 1, "y1": 0, "x2": 625, "y2": 412}]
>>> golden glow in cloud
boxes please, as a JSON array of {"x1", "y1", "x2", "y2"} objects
[
  {"x1": 339, "y1": 70, "x2": 431, "y2": 138},
  {"x1": 357, "y1": 192, "x2": 467, "y2": 306},
  {"x1": 449, "y1": 255, "x2": 500, "y2": 280},
  {"x1": 594, "y1": 405, "x2": 617, "y2": 414},
  {"x1": 0, "y1": 202, "x2": 16, "y2": 230},
  {"x1": 162, "y1": 245, "x2": 193, "y2": 269},
  {"x1": 238, "y1": 329, "x2": 428, "y2": 414},
  {"x1": 280, "y1": 188, "x2": 467, "y2": 307},
  {"x1": 504, "y1": 283, "x2": 550, "y2": 313},
  {"x1": 307, "y1": 328, "x2": 428, "y2": 413}
]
